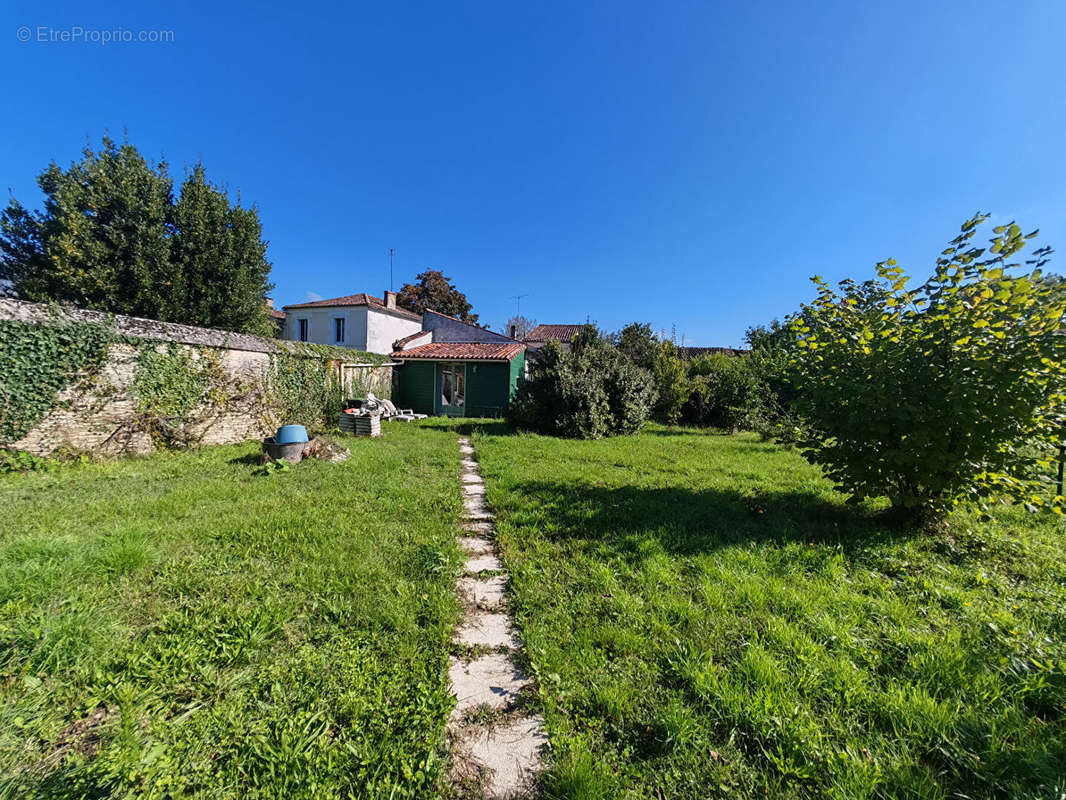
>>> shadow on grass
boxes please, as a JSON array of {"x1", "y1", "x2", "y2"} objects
[
  {"x1": 414, "y1": 419, "x2": 516, "y2": 437},
  {"x1": 505, "y1": 480, "x2": 908, "y2": 558},
  {"x1": 228, "y1": 452, "x2": 264, "y2": 466}
]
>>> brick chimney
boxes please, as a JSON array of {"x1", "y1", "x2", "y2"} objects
[
  {"x1": 508, "y1": 323, "x2": 517, "y2": 339},
  {"x1": 264, "y1": 298, "x2": 274, "y2": 309},
  {"x1": 384, "y1": 290, "x2": 397, "y2": 309}
]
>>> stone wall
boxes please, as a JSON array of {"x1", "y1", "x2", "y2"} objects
[{"x1": 0, "y1": 299, "x2": 394, "y2": 457}]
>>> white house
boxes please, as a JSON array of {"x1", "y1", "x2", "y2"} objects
[{"x1": 282, "y1": 291, "x2": 422, "y2": 354}]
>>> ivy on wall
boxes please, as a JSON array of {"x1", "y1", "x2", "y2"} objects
[
  {"x1": 267, "y1": 352, "x2": 346, "y2": 430},
  {"x1": 0, "y1": 314, "x2": 393, "y2": 452},
  {"x1": 0, "y1": 319, "x2": 115, "y2": 442}
]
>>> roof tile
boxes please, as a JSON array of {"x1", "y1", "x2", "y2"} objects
[
  {"x1": 392, "y1": 342, "x2": 525, "y2": 361},
  {"x1": 523, "y1": 324, "x2": 584, "y2": 343}
]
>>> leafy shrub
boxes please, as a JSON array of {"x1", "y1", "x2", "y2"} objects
[
  {"x1": 268, "y1": 353, "x2": 346, "y2": 432},
  {"x1": 509, "y1": 326, "x2": 656, "y2": 439},
  {"x1": 789, "y1": 214, "x2": 1065, "y2": 517},
  {"x1": 682, "y1": 352, "x2": 763, "y2": 430},
  {"x1": 617, "y1": 323, "x2": 689, "y2": 425}
]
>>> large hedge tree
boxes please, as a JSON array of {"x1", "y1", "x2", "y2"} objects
[
  {"x1": 509, "y1": 325, "x2": 656, "y2": 438},
  {"x1": 397, "y1": 269, "x2": 477, "y2": 322},
  {"x1": 0, "y1": 135, "x2": 274, "y2": 335},
  {"x1": 789, "y1": 214, "x2": 1065, "y2": 518}
]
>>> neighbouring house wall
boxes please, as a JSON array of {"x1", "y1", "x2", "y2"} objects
[
  {"x1": 422, "y1": 310, "x2": 515, "y2": 344},
  {"x1": 284, "y1": 307, "x2": 370, "y2": 350},
  {"x1": 366, "y1": 307, "x2": 423, "y2": 354},
  {"x1": 0, "y1": 299, "x2": 392, "y2": 457}
]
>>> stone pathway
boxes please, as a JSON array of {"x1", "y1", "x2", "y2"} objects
[{"x1": 448, "y1": 437, "x2": 546, "y2": 798}]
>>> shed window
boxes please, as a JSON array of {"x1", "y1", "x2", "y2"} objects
[
  {"x1": 333, "y1": 317, "x2": 345, "y2": 344},
  {"x1": 297, "y1": 318, "x2": 309, "y2": 342}
]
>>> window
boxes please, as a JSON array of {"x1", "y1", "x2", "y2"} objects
[
  {"x1": 440, "y1": 363, "x2": 465, "y2": 409},
  {"x1": 297, "y1": 318, "x2": 309, "y2": 342},
  {"x1": 333, "y1": 316, "x2": 345, "y2": 344}
]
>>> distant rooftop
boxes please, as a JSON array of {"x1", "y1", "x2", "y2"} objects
[
  {"x1": 283, "y1": 292, "x2": 421, "y2": 321},
  {"x1": 523, "y1": 324, "x2": 584, "y2": 343}
]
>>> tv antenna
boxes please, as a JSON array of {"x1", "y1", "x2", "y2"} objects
[
  {"x1": 387, "y1": 248, "x2": 396, "y2": 291},
  {"x1": 510, "y1": 293, "x2": 529, "y2": 316}
]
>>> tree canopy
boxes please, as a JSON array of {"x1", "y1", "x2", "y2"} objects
[
  {"x1": 396, "y1": 269, "x2": 477, "y2": 322},
  {"x1": 0, "y1": 135, "x2": 274, "y2": 336}
]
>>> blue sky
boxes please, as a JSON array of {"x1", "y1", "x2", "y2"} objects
[{"x1": 4, "y1": 1, "x2": 1065, "y2": 345}]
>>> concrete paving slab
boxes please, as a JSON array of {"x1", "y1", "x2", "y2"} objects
[
  {"x1": 460, "y1": 536, "x2": 494, "y2": 555},
  {"x1": 448, "y1": 653, "x2": 528, "y2": 718},
  {"x1": 461, "y1": 472, "x2": 483, "y2": 484},
  {"x1": 463, "y1": 716, "x2": 547, "y2": 799},
  {"x1": 463, "y1": 483, "x2": 486, "y2": 495},
  {"x1": 461, "y1": 520, "x2": 495, "y2": 535},
  {"x1": 464, "y1": 554, "x2": 503, "y2": 573},
  {"x1": 458, "y1": 574, "x2": 507, "y2": 608},
  {"x1": 455, "y1": 612, "x2": 517, "y2": 648}
]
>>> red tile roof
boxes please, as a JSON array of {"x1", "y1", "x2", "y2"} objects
[
  {"x1": 524, "y1": 324, "x2": 584, "y2": 343},
  {"x1": 268, "y1": 308, "x2": 286, "y2": 320},
  {"x1": 392, "y1": 342, "x2": 525, "y2": 361},
  {"x1": 283, "y1": 292, "x2": 422, "y2": 320}
]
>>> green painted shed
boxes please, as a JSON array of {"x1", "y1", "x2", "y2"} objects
[{"x1": 392, "y1": 342, "x2": 526, "y2": 418}]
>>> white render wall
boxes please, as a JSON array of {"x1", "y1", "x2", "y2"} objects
[
  {"x1": 284, "y1": 305, "x2": 421, "y2": 354},
  {"x1": 366, "y1": 307, "x2": 423, "y2": 353},
  {"x1": 284, "y1": 307, "x2": 369, "y2": 349}
]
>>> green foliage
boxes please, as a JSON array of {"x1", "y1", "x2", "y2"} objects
[
  {"x1": 471, "y1": 425, "x2": 1066, "y2": 800},
  {"x1": 267, "y1": 353, "x2": 346, "y2": 431},
  {"x1": 652, "y1": 342, "x2": 689, "y2": 425},
  {"x1": 0, "y1": 448, "x2": 60, "y2": 474},
  {"x1": 133, "y1": 344, "x2": 210, "y2": 420},
  {"x1": 509, "y1": 326, "x2": 657, "y2": 438},
  {"x1": 0, "y1": 318, "x2": 114, "y2": 443},
  {"x1": 683, "y1": 352, "x2": 763, "y2": 430},
  {"x1": 396, "y1": 269, "x2": 477, "y2": 322},
  {"x1": 789, "y1": 214, "x2": 1065, "y2": 516},
  {"x1": 0, "y1": 135, "x2": 274, "y2": 335},
  {"x1": 169, "y1": 165, "x2": 275, "y2": 336}
]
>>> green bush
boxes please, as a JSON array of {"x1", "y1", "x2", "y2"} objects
[
  {"x1": 682, "y1": 352, "x2": 763, "y2": 430},
  {"x1": 509, "y1": 326, "x2": 656, "y2": 439},
  {"x1": 789, "y1": 214, "x2": 1065, "y2": 517}
]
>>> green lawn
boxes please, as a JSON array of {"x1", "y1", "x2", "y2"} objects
[
  {"x1": 0, "y1": 425, "x2": 465, "y2": 799},
  {"x1": 467, "y1": 424, "x2": 1066, "y2": 800}
]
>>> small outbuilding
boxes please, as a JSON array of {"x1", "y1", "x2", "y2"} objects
[{"x1": 392, "y1": 342, "x2": 525, "y2": 418}]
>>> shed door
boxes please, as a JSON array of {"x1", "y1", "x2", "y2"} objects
[{"x1": 439, "y1": 362, "x2": 466, "y2": 415}]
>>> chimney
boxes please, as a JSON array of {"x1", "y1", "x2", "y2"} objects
[
  {"x1": 508, "y1": 323, "x2": 517, "y2": 339},
  {"x1": 265, "y1": 298, "x2": 274, "y2": 309},
  {"x1": 384, "y1": 290, "x2": 397, "y2": 309}
]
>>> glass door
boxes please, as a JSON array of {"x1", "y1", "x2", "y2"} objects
[{"x1": 439, "y1": 363, "x2": 466, "y2": 415}]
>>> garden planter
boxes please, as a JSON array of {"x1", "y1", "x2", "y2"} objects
[{"x1": 262, "y1": 437, "x2": 306, "y2": 463}]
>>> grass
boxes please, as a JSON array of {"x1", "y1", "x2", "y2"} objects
[
  {"x1": 0, "y1": 425, "x2": 465, "y2": 799},
  {"x1": 464, "y1": 423, "x2": 1066, "y2": 800}
]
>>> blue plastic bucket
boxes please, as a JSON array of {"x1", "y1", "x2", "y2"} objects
[{"x1": 276, "y1": 424, "x2": 309, "y2": 444}]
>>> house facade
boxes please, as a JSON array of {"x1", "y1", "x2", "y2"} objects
[
  {"x1": 282, "y1": 291, "x2": 422, "y2": 354},
  {"x1": 393, "y1": 311, "x2": 525, "y2": 417}
]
